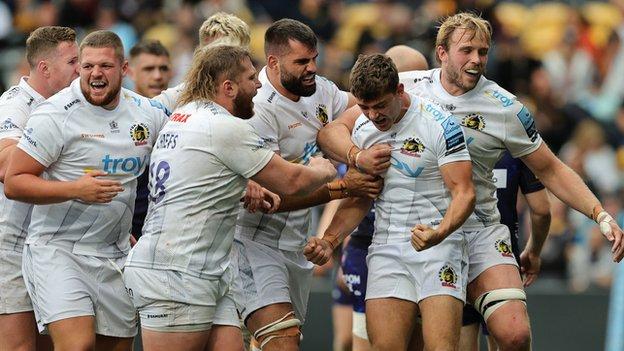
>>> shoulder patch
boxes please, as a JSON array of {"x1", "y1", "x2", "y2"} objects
[
  {"x1": 515, "y1": 106, "x2": 538, "y2": 142},
  {"x1": 440, "y1": 116, "x2": 465, "y2": 156}
]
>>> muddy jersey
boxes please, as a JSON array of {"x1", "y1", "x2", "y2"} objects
[
  {"x1": 235, "y1": 67, "x2": 349, "y2": 251},
  {"x1": 0, "y1": 78, "x2": 45, "y2": 252},
  {"x1": 126, "y1": 101, "x2": 273, "y2": 279},
  {"x1": 400, "y1": 69, "x2": 543, "y2": 230},
  {"x1": 352, "y1": 93, "x2": 470, "y2": 244},
  {"x1": 17, "y1": 79, "x2": 169, "y2": 258}
]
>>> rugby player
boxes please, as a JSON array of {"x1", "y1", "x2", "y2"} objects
[
  {"x1": 0, "y1": 26, "x2": 78, "y2": 351},
  {"x1": 316, "y1": 12, "x2": 624, "y2": 351},
  {"x1": 123, "y1": 44, "x2": 337, "y2": 351},
  {"x1": 4, "y1": 30, "x2": 169, "y2": 351}
]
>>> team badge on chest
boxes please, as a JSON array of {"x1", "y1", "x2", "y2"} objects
[
  {"x1": 400, "y1": 137, "x2": 425, "y2": 157},
  {"x1": 130, "y1": 123, "x2": 150, "y2": 146},
  {"x1": 316, "y1": 104, "x2": 328, "y2": 125},
  {"x1": 461, "y1": 113, "x2": 485, "y2": 131}
]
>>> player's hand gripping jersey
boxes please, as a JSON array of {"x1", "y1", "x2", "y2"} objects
[
  {"x1": 235, "y1": 67, "x2": 348, "y2": 251},
  {"x1": 16, "y1": 79, "x2": 169, "y2": 257},
  {"x1": 399, "y1": 69, "x2": 543, "y2": 230}
]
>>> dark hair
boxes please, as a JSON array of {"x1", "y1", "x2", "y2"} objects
[
  {"x1": 26, "y1": 26, "x2": 76, "y2": 68},
  {"x1": 129, "y1": 40, "x2": 170, "y2": 60},
  {"x1": 350, "y1": 54, "x2": 399, "y2": 102},
  {"x1": 80, "y1": 30, "x2": 124, "y2": 62},
  {"x1": 264, "y1": 18, "x2": 317, "y2": 56}
]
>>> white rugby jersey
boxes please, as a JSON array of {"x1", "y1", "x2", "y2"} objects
[
  {"x1": 0, "y1": 78, "x2": 45, "y2": 252},
  {"x1": 17, "y1": 78, "x2": 169, "y2": 258},
  {"x1": 399, "y1": 69, "x2": 543, "y2": 229},
  {"x1": 153, "y1": 82, "x2": 183, "y2": 112},
  {"x1": 352, "y1": 93, "x2": 470, "y2": 244},
  {"x1": 125, "y1": 101, "x2": 274, "y2": 279},
  {"x1": 235, "y1": 67, "x2": 349, "y2": 251}
]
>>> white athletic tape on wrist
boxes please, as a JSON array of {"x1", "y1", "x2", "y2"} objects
[
  {"x1": 596, "y1": 211, "x2": 614, "y2": 236},
  {"x1": 474, "y1": 288, "x2": 526, "y2": 322},
  {"x1": 352, "y1": 311, "x2": 368, "y2": 340},
  {"x1": 253, "y1": 311, "x2": 301, "y2": 349}
]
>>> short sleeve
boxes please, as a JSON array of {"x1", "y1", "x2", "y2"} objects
[
  {"x1": 212, "y1": 118, "x2": 274, "y2": 178},
  {"x1": 327, "y1": 79, "x2": 349, "y2": 119},
  {"x1": 434, "y1": 115, "x2": 470, "y2": 166},
  {"x1": 504, "y1": 102, "x2": 543, "y2": 158},
  {"x1": 0, "y1": 104, "x2": 29, "y2": 140},
  {"x1": 16, "y1": 103, "x2": 64, "y2": 167},
  {"x1": 518, "y1": 160, "x2": 545, "y2": 195},
  {"x1": 247, "y1": 102, "x2": 280, "y2": 153},
  {"x1": 153, "y1": 83, "x2": 183, "y2": 112}
]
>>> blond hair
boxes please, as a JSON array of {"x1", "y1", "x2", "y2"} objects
[
  {"x1": 350, "y1": 54, "x2": 398, "y2": 102},
  {"x1": 177, "y1": 45, "x2": 251, "y2": 106},
  {"x1": 26, "y1": 26, "x2": 76, "y2": 68},
  {"x1": 436, "y1": 12, "x2": 492, "y2": 63},
  {"x1": 79, "y1": 30, "x2": 125, "y2": 62},
  {"x1": 199, "y1": 12, "x2": 250, "y2": 48}
]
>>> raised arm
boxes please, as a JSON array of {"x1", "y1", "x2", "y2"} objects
[{"x1": 521, "y1": 143, "x2": 624, "y2": 261}]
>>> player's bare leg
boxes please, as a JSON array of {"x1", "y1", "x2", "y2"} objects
[
  {"x1": 419, "y1": 295, "x2": 463, "y2": 351},
  {"x1": 366, "y1": 298, "x2": 419, "y2": 351},
  {"x1": 468, "y1": 265, "x2": 530, "y2": 351},
  {"x1": 141, "y1": 328, "x2": 211, "y2": 351},
  {"x1": 332, "y1": 303, "x2": 353, "y2": 351},
  {"x1": 205, "y1": 325, "x2": 244, "y2": 351},
  {"x1": 246, "y1": 303, "x2": 300, "y2": 351},
  {"x1": 0, "y1": 312, "x2": 52, "y2": 351},
  {"x1": 458, "y1": 324, "x2": 479, "y2": 351}
]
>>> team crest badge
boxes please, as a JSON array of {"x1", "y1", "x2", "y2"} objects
[
  {"x1": 495, "y1": 239, "x2": 514, "y2": 257},
  {"x1": 316, "y1": 104, "x2": 329, "y2": 125},
  {"x1": 130, "y1": 123, "x2": 150, "y2": 146},
  {"x1": 438, "y1": 265, "x2": 458, "y2": 288},
  {"x1": 400, "y1": 137, "x2": 425, "y2": 157},
  {"x1": 461, "y1": 113, "x2": 485, "y2": 131}
]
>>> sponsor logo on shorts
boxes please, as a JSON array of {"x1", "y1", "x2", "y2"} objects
[
  {"x1": 145, "y1": 313, "x2": 169, "y2": 319},
  {"x1": 438, "y1": 265, "x2": 458, "y2": 288},
  {"x1": 316, "y1": 104, "x2": 329, "y2": 125},
  {"x1": 495, "y1": 239, "x2": 514, "y2": 257},
  {"x1": 130, "y1": 123, "x2": 150, "y2": 146},
  {"x1": 461, "y1": 113, "x2": 485, "y2": 131},
  {"x1": 400, "y1": 137, "x2": 425, "y2": 157}
]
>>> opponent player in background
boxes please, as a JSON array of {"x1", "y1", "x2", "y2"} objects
[
  {"x1": 124, "y1": 44, "x2": 337, "y2": 351},
  {"x1": 0, "y1": 25, "x2": 78, "y2": 351},
  {"x1": 305, "y1": 53, "x2": 475, "y2": 351},
  {"x1": 4, "y1": 31, "x2": 169, "y2": 351},
  {"x1": 316, "y1": 12, "x2": 624, "y2": 351}
]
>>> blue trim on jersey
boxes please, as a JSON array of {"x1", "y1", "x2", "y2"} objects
[{"x1": 515, "y1": 106, "x2": 538, "y2": 142}]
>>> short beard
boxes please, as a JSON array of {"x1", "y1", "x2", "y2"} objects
[
  {"x1": 233, "y1": 92, "x2": 255, "y2": 119},
  {"x1": 81, "y1": 82, "x2": 121, "y2": 109},
  {"x1": 280, "y1": 69, "x2": 315, "y2": 97}
]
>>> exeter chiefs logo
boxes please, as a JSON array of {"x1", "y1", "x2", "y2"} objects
[
  {"x1": 495, "y1": 239, "x2": 514, "y2": 257},
  {"x1": 130, "y1": 123, "x2": 150, "y2": 146},
  {"x1": 438, "y1": 265, "x2": 458, "y2": 288},
  {"x1": 400, "y1": 137, "x2": 425, "y2": 157},
  {"x1": 461, "y1": 114, "x2": 485, "y2": 131},
  {"x1": 316, "y1": 104, "x2": 329, "y2": 125}
]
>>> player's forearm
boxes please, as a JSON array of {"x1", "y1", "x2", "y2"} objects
[
  {"x1": 278, "y1": 184, "x2": 332, "y2": 212},
  {"x1": 290, "y1": 165, "x2": 334, "y2": 196},
  {"x1": 317, "y1": 122, "x2": 356, "y2": 164},
  {"x1": 526, "y1": 212, "x2": 551, "y2": 256},
  {"x1": 437, "y1": 187, "x2": 475, "y2": 238},
  {"x1": 321, "y1": 197, "x2": 372, "y2": 249},
  {"x1": 0, "y1": 146, "x2": 15, "y2": 183},
  {"x1": 5, "y1": 174, "x2": 78, "y2": 204}
]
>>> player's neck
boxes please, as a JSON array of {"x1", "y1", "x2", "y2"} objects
[
  {"x1": 395, "y1": 93, "x2": 411, "y2": 124},
  {"x1": 266, "y1": 68, "x2": 300, "y2": 102},
  {"x1": 25, "y1": 73, "x2": 53, "y2": 99}
]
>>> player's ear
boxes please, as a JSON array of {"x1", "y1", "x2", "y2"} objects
[{"x1": 267, "y1": 55, "x2": 279, "y2": 71}]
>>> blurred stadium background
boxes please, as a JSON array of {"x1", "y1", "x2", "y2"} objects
[{"x1": 2, "y1": 0, "x2": 624, "y2": 350}]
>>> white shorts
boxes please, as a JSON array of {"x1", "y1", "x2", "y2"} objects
[
  {"x1": 366, "y1": 232, "x2": 467, "y2": 304},
  {"x1": 22, "y1": 244, "x2": 137, "y2": 337},
  {"x1": 231, "y1": 237, "x2": 313, "y2": 323},
  {"x1": 465, "y1": 224, "x2": 519, "y2": 282},
  {"x1": 0, "y1": 248, "x2": 32, "y2": 314},
  {"x1": 123, "y1": 266, "x2": 239, "y2": 332}
]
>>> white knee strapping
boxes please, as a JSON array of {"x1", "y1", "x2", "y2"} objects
[
  {"x1": 253, "y1": 311, "x2": 302, "y2": 350},
  {"x1": 352, "y1": 311, "x2": 368, "y2": 340},
  {"x1": 474, "y1": 288, "x2": 527, "y2": 322}
]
